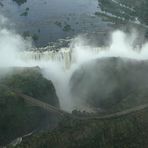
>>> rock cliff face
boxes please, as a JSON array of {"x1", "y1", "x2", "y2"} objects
[
  {"x1": 0, "y1": 67, "x2": 59, "y2": 146},
  {"x1": 70, "y1": 57, "x2": 148, "y2": 111}
]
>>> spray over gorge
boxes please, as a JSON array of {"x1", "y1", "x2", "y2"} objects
[
  {"x1": 1, "y1": 15, "x2": 148, "y2": 112},
  {"x1": 1, "y1": 0, "x2": 148, "y2": 146}
]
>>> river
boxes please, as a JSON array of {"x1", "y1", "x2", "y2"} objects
[{"x1": 0, "y1": 0, "x2": 108, "y2": 47}]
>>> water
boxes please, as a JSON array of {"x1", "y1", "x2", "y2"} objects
[
  {"x1": 0, "y1": 0, "x2": 108, "y2": 47},
  {"x1": 19, "y1": 46, "x2": 103, "y2": 69}
]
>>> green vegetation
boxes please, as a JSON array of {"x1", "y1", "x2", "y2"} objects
[
  {"x1": 20, "y1": 7, "x2": 29, "y2": 17},
  {"x1": 32, "y1": 34, "x2": 39, "y2": 41},
  {"x1": 22, "y1": 31, "x2": 39, "y2": 42},
  {"x1": 54, "y1": 21, "x2": 73, "y2": 32},
  {"x1": 15, "y1": 108, "x2": 148, "y2": 148},
  {"x1": 20, "y1": 11, "x2": 28, "y2": 16},
  {"x1": 13, "y1": 0, "x2": 27, "y2": 6},
  {"x1": 54, "y1": 21, "x2": 62, "y2": 28},
  {"x1": 0, "y1": 67, "x2": 59, "y2": 146},
  {"x1": 0, "y1": 2, "x2": 4, "y2": 7},
  {"x1": 63, "y1": 24, "x2": 72, "y2": 32},
  {"x1": 26, "y1": 7, "x2": 29, "y2": 11}
]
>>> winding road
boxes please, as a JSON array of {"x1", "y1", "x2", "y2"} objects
[
  {"x1": 1, "y1": 84, "x2": 148, "y2": 120},
  {"x1": 15, "y1": 89, "x2": 148, "y2": 120}
]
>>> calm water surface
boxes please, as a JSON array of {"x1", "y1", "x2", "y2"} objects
[{"x1": 0, "y1": 0, "x2": 108, "y2": 47}]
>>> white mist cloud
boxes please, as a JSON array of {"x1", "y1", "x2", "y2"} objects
[
  {"x1": 70, "y1": 36, "x2": 98, "y2": 64},
  {"x1": 97, "y1": 30, "x2": 148, "y2": 59},
  {"x1": 0, "y1": 15, "x2": 32, "y2": 67},
  {"x1": 0, "y1": 29, "x2": 25, "y2": 67},
  {"x1": 1, "y1": 14, "x2": 148, "y2": 112},
  {"x1": 0, "y1": 15, "x2": 8, "y2": 26}
]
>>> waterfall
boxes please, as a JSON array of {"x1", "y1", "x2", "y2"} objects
[{"x1": 19, "y1": 46, "x2": 103, "y2": 69}]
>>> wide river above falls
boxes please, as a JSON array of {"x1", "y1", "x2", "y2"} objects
[{"x1": 0, "y1": 0, "x2": 108, "y2": 47}]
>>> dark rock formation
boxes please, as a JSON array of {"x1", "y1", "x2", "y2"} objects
[{"x1": 70, "y1": 57, "x2": 148, "y2": 111}]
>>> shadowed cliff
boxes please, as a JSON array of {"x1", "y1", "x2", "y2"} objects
[
  {"x1": 70, "y1": 57, "x2": 148, "y2": 112},
  {"x1": 0, "y1": 67, "x2": 59, "y2": 146}
]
